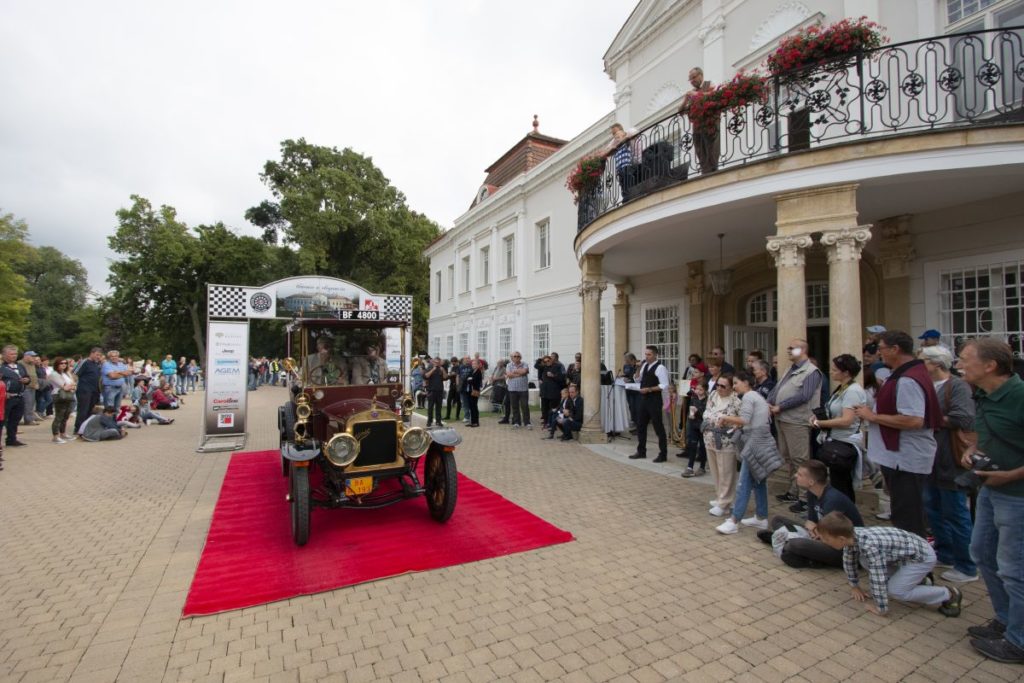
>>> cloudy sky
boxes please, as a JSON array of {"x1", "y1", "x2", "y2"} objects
[{"x1": 0, "y1": 1, "x2": 630, "y2": 293}]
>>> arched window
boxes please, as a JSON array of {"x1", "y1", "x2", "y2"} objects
[{"x1": 746, "y1": 282, "x2": 830, "y2": 326}]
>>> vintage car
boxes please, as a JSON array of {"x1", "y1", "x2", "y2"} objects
[{"x1": 278, "y1": 316, "x2": 460, "y2": 546}]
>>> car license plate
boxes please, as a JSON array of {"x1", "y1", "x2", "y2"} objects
[{"x1": 346, "y1": 477, "x2": 373, "y2": 496}]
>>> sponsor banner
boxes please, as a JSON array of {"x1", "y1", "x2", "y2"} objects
[{"x1": 204, "y1": 320, "x2": 248, "y2": 435}]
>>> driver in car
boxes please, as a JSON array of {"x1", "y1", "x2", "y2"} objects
[
  {"x1": 305, "y1": 336, "x2": 349, "y2": 385},
  {"x1": 351, "y1": 344, "x2": 390, "y2": 385}
]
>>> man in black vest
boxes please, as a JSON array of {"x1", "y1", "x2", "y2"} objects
[{"x1": 630, "y1": 345, "x2": 670, "y2": 462}]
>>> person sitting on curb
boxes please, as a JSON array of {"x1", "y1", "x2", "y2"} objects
[
  {"x1": 816, "y1": 511, "x2": 962, "y2": 618},
  {"x1": 757, "y1": 460, "x2": 864, "y2": 568}
]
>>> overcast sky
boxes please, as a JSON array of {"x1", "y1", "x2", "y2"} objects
[{"x1": 0, "y1": 1, "x2": 630, "y2": 294}]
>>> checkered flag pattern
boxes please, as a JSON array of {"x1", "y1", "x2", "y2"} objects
[
  {"x1": 207, "y1": 286, "x2": 247, "y2": 319},
  {"x1": 382, "y1": 295, "x2": 413, "y2": 323}
]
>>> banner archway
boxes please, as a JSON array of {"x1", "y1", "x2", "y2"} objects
[{"x1": 200, "y1": 276, "x2": 413, "y2": 452}]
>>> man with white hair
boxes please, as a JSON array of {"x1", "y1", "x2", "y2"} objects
[
  {"x1": 919, "y1": 345, "x2": 977, "y2": 584},
  {"x1": 767, "y1": 338, "x2": 822, "y2": 508}
]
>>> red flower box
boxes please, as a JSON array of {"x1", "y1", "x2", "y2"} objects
[
  {"x1": 766, "y1": 17, "x2": 886, "y2": 77},
  {"x1": 685, "y1": 72, "x2": 768, "y2": 136},
  {"x1": 565, "y1": 155, "x2": 607, "y2": 205}
]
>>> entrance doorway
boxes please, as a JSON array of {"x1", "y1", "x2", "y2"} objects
[{"x1": 805, "y1": 326, "x2": 830, "y2": 368}]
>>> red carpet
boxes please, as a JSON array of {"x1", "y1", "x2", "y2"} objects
[{"x1": 182, "y1": 450, "x2": 573, "y2": 617}]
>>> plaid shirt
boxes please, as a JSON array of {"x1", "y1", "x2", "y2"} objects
[
  {"x1": 843, "y1": 527, "x2": 934, "y2": 614},
  {"x1": 613, "y1": 142, "x2": 633, "y2": 171},
  {"x1": 505, "y1": 361, "x2": 530, "y2": 392}
]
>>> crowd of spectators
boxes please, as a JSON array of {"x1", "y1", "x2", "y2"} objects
[{"x1": 1, "y1": 345, "x2": 194, "y2": 463}]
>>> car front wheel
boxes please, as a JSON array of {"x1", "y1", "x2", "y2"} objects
[
  {"x1": 424, "y1": 448, "x2": 457, "y2": 522},
  {"x1": 290, "y1": 463, "x2": 311, "y2": 546}
]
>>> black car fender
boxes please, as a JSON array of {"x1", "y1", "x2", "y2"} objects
[
  {"x1": 428, "y1": 427, "x2": 462, "y2": 448},
  {"x1": 282, "y1": 441, "x2": 320, "y2": 462}
]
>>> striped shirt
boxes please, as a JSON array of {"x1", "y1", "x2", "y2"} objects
[
  {"x1": 843, "y1": 526, "x2": 934, "y2": 614},
  {"x1": 505, "y1": 361, "x2": 530, "y2": 392}
]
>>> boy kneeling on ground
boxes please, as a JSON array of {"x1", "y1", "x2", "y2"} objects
[{"x1": 816, "y1": 511, "x2": 962, "y2": 617}]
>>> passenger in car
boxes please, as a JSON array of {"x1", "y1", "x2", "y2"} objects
[
  {"x1": 305, "y1": 336, "x2": 349, "y2": 385},
  {"x1": 351, "y1": 344, "x2": 389, "y2": 385}
]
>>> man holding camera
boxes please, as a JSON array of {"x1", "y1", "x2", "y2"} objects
[{"x1": 957, "y1": 338, "x2": 1024, "y2": 664}]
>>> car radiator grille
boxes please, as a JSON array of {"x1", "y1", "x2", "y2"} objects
[{"x1": 352, "y1": 421, "x2": 398, "y2": 467}]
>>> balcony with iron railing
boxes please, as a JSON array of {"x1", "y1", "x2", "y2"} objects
[{"x1": 576, "y1": 27, "x2": 1024, "y2": 232}]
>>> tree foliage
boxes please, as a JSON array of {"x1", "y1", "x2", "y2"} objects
[
  {"x1": 0, "y1": 212, "x2": 32, "y2": 347},
  {"x1": 106, "y1": 195, "x2": 298, "y2": 361},
  {"x1": 250, "y1": 139, "x2": 440, "y2": 349}
]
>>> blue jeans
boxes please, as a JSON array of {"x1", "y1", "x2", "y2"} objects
[
  {"x1": 971, "y1": 486, "x2": 1024, "y2": 649},
  {"x1": 924, "y1": 484, "x2": 976, "y2": 576},
  {"x1": 460, "y1": 392, "x2": 472, "y2": 421},
  {"x1": 102, "y1": 386, "x2": 123, "y2": 409},
  {"x1": 731, "y1": 459, "x2": 768, "y2": 522}
]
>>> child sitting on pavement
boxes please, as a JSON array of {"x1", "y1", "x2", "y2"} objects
[{"x1": 816, "y1": 511, "x2": 962, "y2": 618}]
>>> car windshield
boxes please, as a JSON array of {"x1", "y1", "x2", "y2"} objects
[{"x1": 294, "y1": 324, "x2": 401, "y2": 387}]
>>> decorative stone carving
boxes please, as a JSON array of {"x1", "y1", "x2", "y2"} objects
[
  {"x1": 820, "y1": 226, "x2": 872, "y2": 264},
  {"x1": 698, "y1": 14, "x2": 726, "y2": 44},
  {"x1": 614, "y1": 282, "x2": 630, "y2": 306},
  {"x1": 613, "y1": 85, "x2": 632, "y2": 107},
  {"x1": 766, "y1": 234, "x2": 814, "y2": 269},
  {"x1": 750, "y1": 2, "x2": 813, "y2": 51},
  {"x1": 647, "y1": 83, "x2": 683, "y2": 115},
  {"x1": 878, "y1": 216, "x2": 915, "y2": 279},
  {"x1": 686, "y1": 261, "x2": 705, "y2": 305},
  {"x1": 578, "y1": 279, "x2": 608, "y2": 302}
]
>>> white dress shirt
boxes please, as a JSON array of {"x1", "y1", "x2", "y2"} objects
[{"x1": 639, "y1": 360, "x2": 670, "y2": 393}]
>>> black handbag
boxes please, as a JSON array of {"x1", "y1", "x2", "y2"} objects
[{"x1": 816, "y1": 439, "x2": 858, "y2": 471}]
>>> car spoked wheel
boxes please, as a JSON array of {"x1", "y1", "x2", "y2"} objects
[
  {"x1": 424, "y1": 448, "x2": 457, "y2": 522},
  {"x1": 290, "y1": 463, "x2": 311, "y2": 546}
]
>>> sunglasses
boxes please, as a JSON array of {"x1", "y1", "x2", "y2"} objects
[{"x1": 716, "y1": 383, "x2": 730, "y2": 389}]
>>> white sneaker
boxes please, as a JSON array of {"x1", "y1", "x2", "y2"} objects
[
  {"x1": 709, "y1": 500, "x2": 718, "y2": 507},
  {"x1": 941, "y1": 569, "x2": 979, "y2": 583},
  {"x1": 527, "y1": 424, "x2": 533, "y2": 430},
  {"x1": 740, "y1": 516, "x2": 768, "y2": 530},
  {"x1": 708, "y1": 505, "x2": 727, "y2": 517},
  {"x1": 716, "y1": 519, "x2": 739, "y2": 534}
]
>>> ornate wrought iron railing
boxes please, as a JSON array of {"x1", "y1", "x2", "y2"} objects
[{"x1": 578, "y1": 27, "x2": 1024, "y2": 231}]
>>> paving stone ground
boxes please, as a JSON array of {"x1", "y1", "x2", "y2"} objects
[{"x1": 1, "y1": 387, "x2": 1017, "y2": 682}]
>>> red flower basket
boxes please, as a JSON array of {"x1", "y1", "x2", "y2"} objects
[
  {"x1": 565, "y1": 155, "x2": 607, "y2": 205},
  {"x1": 686, "y1": 72, "x2": 768, "y2": 136},
  {"x1": 765, "y1": 17, "x2": 887, "y2": 77}
]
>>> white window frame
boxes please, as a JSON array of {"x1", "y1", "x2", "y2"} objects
[
  {"x1": 445, "y1": 335, "x2": 454, "y2": 359},
  {"x1": 458, "y1": 332, "x2": 469, "y2": 357},
  {"x1": 446, "y1": 264, "x2": 455, "y2": 300},
  {"x1": 924, "y1": 248, "x2": 1024, "y2": 355},
  {"x1": 432, "y1": 336, "x2": 441, "y2": 357},
  {"x1": 532, "y1": 322, "x2": 551, "y2": 362},
  {"x1": 599, "y1": 314, "x2": 607, "y2": 368},
  {"x1": 434, "y1": 270, "x2": 442, "y2": 303},
  {"x1": 498, "y1": 326, "x2": 512, "y2": 360},
  {"x1": 536, "y1": 219, "x2": 551, "y2": 270},
  {"x1": 476, "y1": 330, "x2": 489, "y2": 359},
  {"x1": 641, "y1": 302, "x2": 681, "y2": 378},
  {"x1": 461, "y1": 256, "x2": 471, "y2": 293},
  {"x1": 503, "y1": 235, "x2": 516, "y2": 279},
  {"x1": 479, "y1": 246, "x2": 490, "y2": 287},
  {"x1": 745, "y1": 282, "x2": 830, "y2": 327}
]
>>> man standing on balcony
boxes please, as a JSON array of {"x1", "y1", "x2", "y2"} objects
[{"x1": 678, "y1": 67, "x2": 719, "y2": 174}]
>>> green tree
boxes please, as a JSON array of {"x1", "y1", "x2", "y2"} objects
[
  {"x1": 249, "y1": 139, "x2": 440, "y2": 349},
  {"x1": 107, "y1": 195, "x2": 294, "y2": 361},
  {"x1": 0, "y1": 211, "x2": 33, "y2": 347},
  {"x1": 19, "y1": 245, "x2": 91, "y2": 354}
]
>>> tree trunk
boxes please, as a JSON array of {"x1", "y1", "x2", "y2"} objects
[{"x1": 189, "y1": 301, "x2": 206, "y2": 362}]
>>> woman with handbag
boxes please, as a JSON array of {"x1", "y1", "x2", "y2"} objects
[
  {"x1": 464, "y1": 359, "x2": 484, "y2": 427},
  {"x1": 48, "y1": 357, "x2": 76, "y2": 443},
  {"x1": 715, "y1": 371, "x2": 783, "y2": 534},
  {"x1": 810, "y1": 354, "x2": 868, "y2": 503},
  {"x1": 920, "y1": 345, "x2": 977, "y2": 583},
  {"x1": 703, "y1": 373, "x2": 742, "y2": 517}
]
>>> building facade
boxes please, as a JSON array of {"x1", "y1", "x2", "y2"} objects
[{"x1": 429, "y1": 0, "x2": 1024, "y2": 440}]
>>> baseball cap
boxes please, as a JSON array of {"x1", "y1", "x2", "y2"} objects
[
  {"x1": 918, "y1": 329, "x2": 941, "y2": 340},
  {"x1": 865, "y1": 325, "x2": 887, "y2": 334},
  {"x1": 23, "y1": 350, "x2": 38, "y2": 357}
]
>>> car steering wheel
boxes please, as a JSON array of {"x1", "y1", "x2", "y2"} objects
[{"x1": 310, "y1": 365, "x2": 341, "y2": 385}]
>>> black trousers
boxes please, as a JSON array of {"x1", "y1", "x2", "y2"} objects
[
  {"x1": 4, "y1": 395, "x2": 24, "y2": 444},
  {"x1": 770, "y1": 516, "x2": 844, "y2": 568},
  {"x1": 445, "y1": 389, "x2": 460, "y2": 419},
  {"x1": 828, "y1": 464, "x2": 856, "y2": 504},
  {"x1": 74, "y1": 389, "x2": 100, "y2": 434},
  {"x1": 882, "y1": 466, "x2": 928, "y2": 538},
  {"x1": 540, "y1": 397, "x2": 558, "y2": 423},
  {"x1": 426, "y1": 390, "x2": 443, "y2": 425},
  {"x1": 636, "y1": 393, "x2": 667, "y2": 457}
]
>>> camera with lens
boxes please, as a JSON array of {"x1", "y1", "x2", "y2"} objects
[
  {"x1": 954, "y1": 452, "x2": 999, "y2": 490},
  {"x1": 812, "y1": 407, "x2": 829, "y2": 421}
]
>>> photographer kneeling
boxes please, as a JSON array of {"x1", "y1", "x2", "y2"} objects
[{"x1": 957, "y1": 338, "x2": 1024, "y2": 664}]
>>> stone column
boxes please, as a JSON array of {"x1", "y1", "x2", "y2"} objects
[
  {"x1": 767, "y1": 234, "x2": 814, "y2": 377},
  {"x1": 877, "y1": 215, "x2": 915, "y2": 334},
  {"x1": 613, "y1": 283, "x2": 630, "y2": 369},
  {"x1": 578, "y1": 254, "x2": 607, "y2": 444},
  {"x1": 686, "y1": 261, "x2": 705, "y2": 358},
  {"x1": 820, "y1": 226, "x2": 872, "y2": 374}
]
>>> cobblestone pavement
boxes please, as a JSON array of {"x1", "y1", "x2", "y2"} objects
[{"x1": 1, "y1": 387, "x2": 1017, "y2": 682}]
